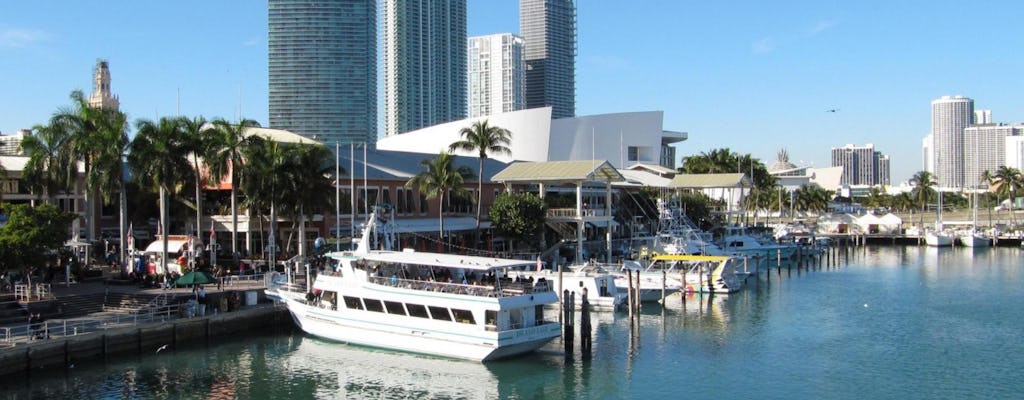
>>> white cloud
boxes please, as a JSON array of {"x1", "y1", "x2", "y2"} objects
[
  {"x1": 809, "y1": 19, "x2": 835, "y2": 36},
  {"x1": 752, "y1": 37, "x2": 774, "y2": 54},
  {"x1": 0, "y1": 28, "x2": 48, "y2": 48}
]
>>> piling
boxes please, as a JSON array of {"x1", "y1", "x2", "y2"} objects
[
  {"x1": 580, "y1": 289, "x2": 592, "y2": 354},
  {"x1": 661, "y1": 269, "x2": 666, "y2": 303},
  {"x1": 635, "y1": 270, "x2": 642, "y2": 314},
  {"x1": 626, "y1": 270, "x2": 634, "y2": 321},
  {"x1": 563, "y1": 289, "x2": 575, "y2": 353}
]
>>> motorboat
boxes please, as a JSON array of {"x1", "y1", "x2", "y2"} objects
[
  {"x1": 719, "y1": 225, "x2": 796, "y2": 261},
  {"x1": 279, "y1": 211, "x2": 561, "y2": 362},
  {"x1": 611, "y1": 260, "x2": 683, "y2": 302},
  {"x1": 648, "y1": 254, "x2": 749, "y2": 294},
  {"x1": 518, "y1": 264, "x2": 627, "y2": 311}
]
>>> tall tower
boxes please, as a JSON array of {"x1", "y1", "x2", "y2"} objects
[
  {"x1": 521, "y1": 0, "x2": 576, "y2": 119},
  {"x1": 383, "y1": 0, "x2": 467, "y2": 136},
  {"x1": 88, "y1": 59, "x2": 119, "y2": 110},
  {"x1": 268, "y1": 0, "x2": 377, "y2": 145},
  {"x1": 931, "y1": 95, "x2": 974, "y2": 189},
  {"x1": 468, "y1": 33, "x2": 525, "y2": 118}
]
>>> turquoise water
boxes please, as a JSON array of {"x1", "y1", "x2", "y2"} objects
[{"x1": 3, "y1": 246, "x2": 1022, "y2": 399}]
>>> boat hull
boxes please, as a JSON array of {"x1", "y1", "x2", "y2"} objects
[
  {"x1": 925, "y1": 232, "x2": 954, "y2": 247},
  {"x1": 958, "y1": 234, "x2": 990, "y2": 247},
  {"x1": 284, "y1": 297, "x2": 560, "y2": 362}
]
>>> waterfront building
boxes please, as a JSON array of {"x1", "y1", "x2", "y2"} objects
[
  {"x1": 1006, "y1": 135, "x2": 1024, "y2": 171},
  {"x1": 383, "y1": 0, "x2": 467, "y2": 137},
  {"x1": 467, "y1": 33, "x2": 525, "y2": 118},
  {"x1": 521, "y1": 0, "x2": 576, "y2": 119},
  {"x1": 375, "y1": 107, "x2": 686, "y2": 169},
  {"x1": 0, "y1": 129, "x2": 31, "y2": 156},
  {"x1": 931, "y1": 95, "x2": 974, "y2": 189},
  {"x1": 831, "y1": 143, "x2": 889, "y2": 186},
  {"x1": 964, "y1": 123, "x2": 1024, "y2": 188},
  {"x1": 268, "y1": 0, "x2": 377, "y2": 145}
]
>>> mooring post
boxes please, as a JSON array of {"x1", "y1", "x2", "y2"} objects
[
  {"x1": 564, "y1": 289, "x2": 574, "y2": 353},
  {"x1": 626, "y1": 270, "x2": 634, "y2": 321},
  {"x1": 580, "y1": 288, "x2": 592, "y2": 354}
]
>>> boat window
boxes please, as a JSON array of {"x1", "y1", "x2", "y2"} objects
[
  {"x1": 384, "y1": 300, "x2": 406, "y2": 315},
  {"x1": 428, "y1": 306, "x2": 452, "y2": 321},
  {"x1": 364, "y1": 298, "x2": 385, "y2": 313},
  {"x1": 485, "y1": 310, "x2": 497, "y2": 331},
  {"x1": 535, "y1": 305, "x2": 544, "y2": 325},
  {"x1": 406, "y1": 303, "x2": 430, "y2": 319},
  {"x1": 343, "y1": 296, "x2": 363, "y2": 310},
  {"x1": 451, "y1": 309, "x2": 476, "y2": 325}
]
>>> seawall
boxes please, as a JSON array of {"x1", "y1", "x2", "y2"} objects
[{"x1": 0, "y1": 304, "x2": 291, "y2": 377}]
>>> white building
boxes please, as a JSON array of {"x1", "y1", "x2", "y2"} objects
[
  {"x1": 963, "y1": 123, "x2": 1024, "y2": 188},
  {"x1": 375, "y1": 107, "x2": 687, "y2": 169},
  {"x1": 931, "y1": 95, "x2": 974, "y2": 189},
  {"x1": 975, "y1": 109, "x2": 992, "y2": 124},
  {"x1": 1005, "y1": 135, "x2": 1024, "y2": 171},
  {"x1": 468, "y1": 33, "x2": 525, "y2": 118}
]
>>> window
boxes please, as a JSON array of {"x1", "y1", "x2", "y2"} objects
[
  {"x1": 485, "y1": 310, "x2": 498, "y2": 331},
  {"x1": 406, "y1": 303, "x2": 430, "y2": 319},
  {"x1": 384, "y1": 300, "x2": 406, "y2": 315},
  {"x1": 451, "y1": 309, "x2": 476, "y2": 325},
  {"x1": 405, "y1": 190, "x2": 415, "y2": 214},
  {"x1": 428, "y1": 306, "x2": 452, "y2": 321},
  {"x1": 396, "y1": 188, "x2": 405, "y2": 213},
  {"x1": 343, "y1": 296, "x2": 363, "y2": 310},
  {"x1": 627, "y1": 146, "x2": 639, "y2": 162},
  {"x1": 381, "y1": 188, "x2": 391, "y2": 207},
  {"x1": 364, "y1": 298, "x2": 384, "y2": 313},
  {"x1": 419, "y1": 193, "x2": 429, "y2": 214}
]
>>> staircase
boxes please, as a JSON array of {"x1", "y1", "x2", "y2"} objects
[{"x1": 0, "y1": 293, "x2": 28, "y2": 326}]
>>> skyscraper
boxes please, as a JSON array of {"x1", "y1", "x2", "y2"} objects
[
  {"x1": 268, "y1": 0, "x2": 377, "y2": 145},
  {"x1": 931, "y1": 95, "x2": 974, "y2": 189},
  {"x1": 832, "y1": 143, "x2": 885, "y2": 186},
  {"x1": 521, "y1": 0, "x2": 576, "y2": 119},
  {"x1": 467, "y1": 33, "x2": 525, "y2": 118},
  {"x1": 383, "y1": 0, "x2": 467, "y2": 137},
  {"x1": 964, "y1": 123, "x2": 1024, "y2": 188}
]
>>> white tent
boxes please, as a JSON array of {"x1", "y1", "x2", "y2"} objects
[
  {"x1": 877, "y1": 213, "x2": 903, "y2": 233},
  {"x1": 818, "y1": 214, "x2": 858, "y2": 234}
]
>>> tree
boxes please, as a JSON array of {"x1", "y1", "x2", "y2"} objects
[
  {"x1": 448, "y1": 120, "x2": 512, "y2": 232},
  {"x1": 180, "y1": 116, "x2": 213, "y2": 239},
  {"x1": 21, "y1": 122, "x2": 76, "y2": 204},
  {"x1": 129, "y1": 117, "x2": 190, "y2": 275},
  {"x1": 0, "y1": 203, "x2": 76, "y2": 281},
  {"x1": 489, "y1": 191, "x2": 546, "y2": 251},
  {"x1": 241, "y1": 138, "x2": 297, "y2": 266},
  {"x1": 910, "y1": 170, "x2": 937, "y2": 228},
  {"x1": 405, "y1": 152, "x2": 473, "y2": 250},
  {"x1": 985, "y1": 166, "x2": 1023, "y2": 227},
  {"x1": 204, "y1": 118, "x2": 261, "y2": 257},
  {"x1": 278, "y1": 143, "x2": 337, "y2": 257}
]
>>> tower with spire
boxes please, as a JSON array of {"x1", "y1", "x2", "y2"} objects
[{"x1": 88, "y1": 59, "x2": 120, "y2": 110}]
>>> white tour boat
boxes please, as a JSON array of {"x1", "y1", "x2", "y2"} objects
[{"x1": 279, "y1": 212, "x2": 562, "y2": 362}]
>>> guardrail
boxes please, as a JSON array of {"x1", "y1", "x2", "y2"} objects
[{"x1": 1, "y1": 303, "x2": 182, "y2": 345}]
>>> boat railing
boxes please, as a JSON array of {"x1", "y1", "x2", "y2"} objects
[{"x1": 367, "y1": 276, "x2": 551, "y2": 298}]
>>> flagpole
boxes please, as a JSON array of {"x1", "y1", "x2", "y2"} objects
[{"x1": 336, "y1": 141, "x2": 341, "y2": 251}]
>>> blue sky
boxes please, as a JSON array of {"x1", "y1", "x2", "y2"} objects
[{"x1": 2, "y1": 1, "x2": 1023, "y2": 183}]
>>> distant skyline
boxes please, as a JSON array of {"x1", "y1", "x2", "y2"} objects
[{"x1": 2, "y1": 1, "x2": 1023, "y2": 183}]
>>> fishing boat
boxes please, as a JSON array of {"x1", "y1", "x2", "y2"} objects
[
  {"x1": 647, "y1": 254, "x2": 748, "y2": 294},
  {"x1": 518, "y1": 263, "x2": 626, "y2": 311},
  {"x1": 279, "y1": 211, "x2": 561, "y2": 362},
  {"x1": 612, "y1": 260, "x2": 684, "y2": 302}
]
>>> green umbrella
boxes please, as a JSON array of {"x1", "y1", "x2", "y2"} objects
[{"x1": 175, "y1": 270, "x2": 217, "y2": 286}]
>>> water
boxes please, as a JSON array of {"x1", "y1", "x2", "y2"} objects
[{"x1": 3, "y1": 246, "x2": 1022, "y2": 399}]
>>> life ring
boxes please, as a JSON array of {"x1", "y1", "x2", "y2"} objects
[{"x1": 685, "y1": 284, "x2": 695, "y2": 293}]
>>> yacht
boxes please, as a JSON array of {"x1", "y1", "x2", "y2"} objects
[
  {"x1": 518, "y1": 264, "x2": 627, "y2": 311},
  {"x1": 957, "y1": 231, "x2": 990, "y2": 248},
  {"x1": 925, "y1": 230, "x2": 954, "y2": 247},
  {"x1": 648, "y1": 254, "x2": 749, "y2": 294},
  {"x1": 719, "y1": 225, "x2": 796, "y2": 261},
  {"x1": 279, "y1": 211, "x2": 561, "y2": 362}
]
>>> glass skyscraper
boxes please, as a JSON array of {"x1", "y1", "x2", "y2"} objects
[
  {"x1": 268, "y1": 0, "x2": 377, "y2": 145},
  {"x1": 383, "y1": 0, "x2": 467, "y2": 136},
  {"x1": 521, "y1": 0, "x2": 576, "y2": 119},
  {"x1": 468, "y1": 33, "x2": 525, "y2": 118}
]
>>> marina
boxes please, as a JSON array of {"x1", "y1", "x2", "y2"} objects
[{"x1": 2, "y1": 245, "x2": 1021, "y2": 399}]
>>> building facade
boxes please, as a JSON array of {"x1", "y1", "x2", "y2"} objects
[
  {"x1": 268, "y1": 0, "x2": 377, "y2": 145},
  {"x1": 831, "y1": 144, "x2": 889, "y2": 186},
  {"x1": 964, "y1": 124, "x2": 1024, "y2": 188},
  {"x1": 88, "y1": 59, "x2": 120, "y2": 111},
  {"x1": 931, "y1": 95, "x2": 974, "y2": 189},
  {"x1": 383, "y1": 0, "x2": 467, "y2": 137},
  {"x1": 521, "y1": 0, "x2": 576, "y2": 119},
  {"x1": 467, "y1": 33, "x2": 525, "y2": 118}
]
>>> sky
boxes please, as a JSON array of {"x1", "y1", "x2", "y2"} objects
[{"x1": 2, "y1": 1, "x2": 1023, "y2": 184}]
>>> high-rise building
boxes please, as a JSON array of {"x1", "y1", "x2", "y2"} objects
[
  {"x1": 268, "y1": 0, "x2": 377, "y2": 145},
  {"x1": 88, "y1": 59, "x2": 119, "y2": 111},
  {"x1": 931, "y1": 95, "x2": 974, "y2": 189},
  {"x1": 964, "y1": 123, "x2": 1024, "y2": 188},
  {"x1": 1006, "y1": 136, "x2": 1024, "y2": 171},
  {"x1": 467, "y1": 33, "x2": 525, "y2": 118},
  {"x1": 832, "y1": 143, "x2": 885, "y2": 186},
  {"x1": 975, "y1": 109, "x2": 992, "y2": 124},
  {"x1": 876, "y1": 154, "x2": 891, "y2": 186},
  {"x1": 521, "y1": 0, "x2": 576, "y2": 119},
  {"x1": 383, "y1": 0, "x2": 467, "y2": 137}
]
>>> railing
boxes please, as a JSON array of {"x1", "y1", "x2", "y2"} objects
[
  {"x1": 367, "y1": 276, "x2": 552, "y2": 298},
  {"x1": 224, "y1": 273, "x2": 267, "y2": 288},
  {"x1": 14, "y1": 283, "x2": 51, "y2": 302},
  {"x1": 547, "y1": 208, "x2": 609, "y2": 218},
  {"x1": 1, "y1": 303, "x2": 184, "y2": 345}
]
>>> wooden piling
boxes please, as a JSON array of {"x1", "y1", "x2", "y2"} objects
[
  {"x1": 626, "y1": 270, "x2": 634, "y2": 321},
  {"x1": 563, "y1": 289, "x2": 574, "y2": 352},
  {"x1": 580, "y1": 288, "x2": 592, "y2": 354}
]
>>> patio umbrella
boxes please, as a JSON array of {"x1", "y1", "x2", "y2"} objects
[{"x1": 175, "y1": 270, "x2": 217, "y2": 286}]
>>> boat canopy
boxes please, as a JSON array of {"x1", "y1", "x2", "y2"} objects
[
  {"x1": 652, "y1": 254, "x2": 731, "y2": 262},
  {"x1": 334, "y1": 250, "x2": 537, "y2": 271}
]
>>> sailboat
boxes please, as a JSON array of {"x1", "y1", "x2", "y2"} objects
[
  {"x1": 959, "y1": 189, "x2": 990, "y2": 247},
  {"x1": 925, "y1": 189, "x2": 954, "y2": 247}
]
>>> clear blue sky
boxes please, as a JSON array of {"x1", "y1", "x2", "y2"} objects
[{"x1": 2, "y1": 1, "x2": 1023, "y2": 183}]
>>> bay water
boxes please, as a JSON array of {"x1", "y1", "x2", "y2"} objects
[{"x1": 2, "y1": 245, "x2": 1021, "y2": 399}]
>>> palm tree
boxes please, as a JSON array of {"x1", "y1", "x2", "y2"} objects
[
  {"x1": 910, "y1": 171, "x2": 937, "y2": 229},
  {"x1": 405, "y1": 152, "x2": 474, "y2": 250},
  {"x1": 205, "y1": 118, "x2": 261, "y2": 258},
  {"x1": 448, "y1": 120, "x2": 512, "y2": 233},
  {"x1": 986, "y1": 166, "x2": 1023, "y2": 227},
  {"x1": 277, "y1": 143, "x2": 336, "y2": 258},
  {"x1": 241, "y1": 138, "x2": 295, "y2": 268},
  {"x1": 20, "y1": 122, "x2": 76, "y2": 204},
  {"x1": 129, "y1": 117, "x2": 190, "y2": 277},
  {"x1": 180, "y1": 116, "x2": 212, "y2": 242}
]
